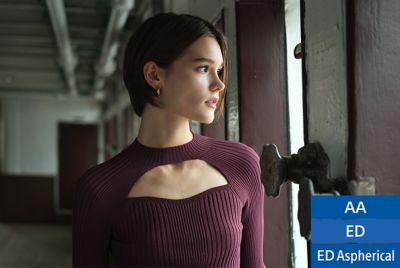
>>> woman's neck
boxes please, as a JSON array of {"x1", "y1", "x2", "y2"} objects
[{"x1": 137, "y1": 104, "x2": 193, "y2": 148}]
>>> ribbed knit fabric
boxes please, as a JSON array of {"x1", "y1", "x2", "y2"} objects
[{"x1": 72, "y1": 131, "x2": 265, "y2": 267}]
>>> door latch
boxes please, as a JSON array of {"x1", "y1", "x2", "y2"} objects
[
  {"x1": 259, "y1": 142, "x2": 375, "y2": 239},
  {"x1": 260, "y1": 142, "x2": 347, "y2": 197}
]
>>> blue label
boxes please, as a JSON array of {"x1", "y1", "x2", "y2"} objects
[
  {"x1": 311, "y1": 196, "x2": 400, "y2": 219},
  {"x1": 312, "y1": 219, "x2": 400, "y2": 243},
  {"x1": 312, "y1": 244, "x2": 400, "y2": 268}
]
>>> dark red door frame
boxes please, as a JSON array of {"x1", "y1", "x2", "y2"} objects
[
  {"x1": 236, "y1": 1, "x2": 290, "y2": 267},
  {"x1": 348, "y1": 0, "x2": 400, "y2": 194}
]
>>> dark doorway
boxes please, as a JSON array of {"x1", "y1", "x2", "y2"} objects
[{"x1": 58, "y1": 123, "x2": 98, "y2": 210}]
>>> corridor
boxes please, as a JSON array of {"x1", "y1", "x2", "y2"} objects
[{"x1": 0, "y1": 223, "x2": 71, "y2": 267}]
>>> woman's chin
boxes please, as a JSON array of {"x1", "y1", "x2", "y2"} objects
[{"x1": 196, "y1": 115, "x2": 215, "y2": 125}]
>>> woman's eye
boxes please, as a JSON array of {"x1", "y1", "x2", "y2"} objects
[
  {"x1": 217, "y1": 68, "x2": 223, "y2": 77},
  {"x1": 197, "y1": 66, "x2": 209, "y2": 73}
]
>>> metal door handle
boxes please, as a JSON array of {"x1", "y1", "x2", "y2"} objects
[
  {"x1": 260, "y1": 142, "x2": 375, "y2": 239},
  {"x1": 260, "y1": 142, "x2": 347, "y2": 197}
]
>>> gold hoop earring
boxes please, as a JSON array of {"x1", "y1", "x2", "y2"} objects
[{"x1": 154, "y1": 86, "x2": 161, "y2": 96}]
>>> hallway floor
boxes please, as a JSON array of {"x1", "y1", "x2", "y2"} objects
[{"x1": 0, "y1": 223, "x2": 71, "y2": 267}]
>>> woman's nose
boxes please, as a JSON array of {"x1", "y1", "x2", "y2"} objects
[{"x1": 210, "y1": 76, "x2": 225, "y2": 92}]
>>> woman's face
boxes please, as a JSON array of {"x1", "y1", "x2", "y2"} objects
[{"x1": 158, "y1": 36, "x2": 225, "y2": 124}]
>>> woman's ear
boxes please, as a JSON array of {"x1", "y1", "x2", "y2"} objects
[{"x1": 143, "y1": 61, "x2": 164, "y2": 89}]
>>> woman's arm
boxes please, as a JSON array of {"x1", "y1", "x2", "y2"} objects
[
  {"x1": 240, "y1": 147, "x2": 266, "y2": 268},
  {"x1": 72, "y1": 171, "x2": 110, "y2": 267}
]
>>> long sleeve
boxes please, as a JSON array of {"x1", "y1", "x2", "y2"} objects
[
  {"x1": 72, "y1": 169, "x2": 111, "y2": 267},
  {"x1": 240, "y1": 147, "x2": 266, "y2": 268}
]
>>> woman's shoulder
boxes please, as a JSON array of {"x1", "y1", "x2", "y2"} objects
[
  {"x1": 74, "y1": 147, "x2": 133, "y2": 196},
  {"x1": 206, "y1": 136, "x2": 260, "y2": 167},
  {"x1": 203, "y1": 136, "x2": 264, "y2": 203},
  {"x1": 205, "y1": 136, "x2": 261, "y2": 193}
]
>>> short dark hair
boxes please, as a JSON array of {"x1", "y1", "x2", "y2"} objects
[{"x1": 123, "y1": 12, "x2": 228, "y2": 120}]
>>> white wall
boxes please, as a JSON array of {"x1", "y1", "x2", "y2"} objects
[
  {"x1": 285, "y1": 0, "x2": 308, "y2": 267},
  {"x1": 2, "y1": 95, "x2": 100, "y2": 176}
]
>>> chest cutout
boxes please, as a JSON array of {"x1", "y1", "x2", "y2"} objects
[{"x1": 127, "y1": 159, "x2": 228, "y2": 200}]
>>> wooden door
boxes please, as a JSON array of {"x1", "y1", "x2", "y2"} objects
[
  {"x1": 302, "y1": 0, "x2": 400, "y2": 266},
  {"x1": 302, "y1": 0, "x2": 400, "y2": 203},
  {"x1": 349, "y1": 0, "x2": 400, "y2": 195},
  {"x1": 236, "y1": 1, "x2": 289, "y2": 267},
  {"x1": 58, "y1": 123, "x2": 98, "y2": 210}
]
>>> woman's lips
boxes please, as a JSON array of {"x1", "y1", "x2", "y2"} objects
[
  {"x1": 205, "y1": 98, "x2": 218, "y2": 108},
  {"x1": 206, "y1": 101, "x2": 216, "y2": 108}
]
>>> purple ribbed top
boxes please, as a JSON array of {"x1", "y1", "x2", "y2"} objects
[{"x1": 72, "y1": 131, "x2": 265, "y2": 267}]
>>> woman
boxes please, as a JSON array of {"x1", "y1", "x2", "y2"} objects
[{"x1": 73, "y1": 12, "x2": 265, "y2": 267}]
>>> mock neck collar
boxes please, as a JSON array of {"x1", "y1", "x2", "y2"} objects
[{"x1": 128, "y1": 130, "x2": 212, "y2": 169}]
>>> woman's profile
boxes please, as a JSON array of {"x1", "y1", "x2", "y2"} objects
[{"x1": 72, "y1": 12, "x2": 265, "y2": 267}]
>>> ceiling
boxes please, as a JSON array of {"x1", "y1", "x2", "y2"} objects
[{"x1": 0, "y1": 0, "x2": 163, "y2": 99}]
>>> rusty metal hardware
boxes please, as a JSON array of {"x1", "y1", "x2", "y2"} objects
[
  {"x1": 260, "y1": 142, "x2": 347, "y2": 240},
  {"x1": 297, "y1": 178, "x2": 339, "y2": 239},
  {"x1": 260, "y1": 142, "x2": 348, "y2": 197},
  {"x1": 259, "y1": 142, "x2": 375, "y2": 240},
  {"x1": 294, "y1": 43, "x2": 302, "y2": 59},
  {"x1": 297, "y1": 178, "x2": 312, "y2": 240}
]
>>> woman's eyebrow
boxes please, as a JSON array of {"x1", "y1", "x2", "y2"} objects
[{"x1": 192, "y1": 57, "x2": 224, "y2": 68}]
